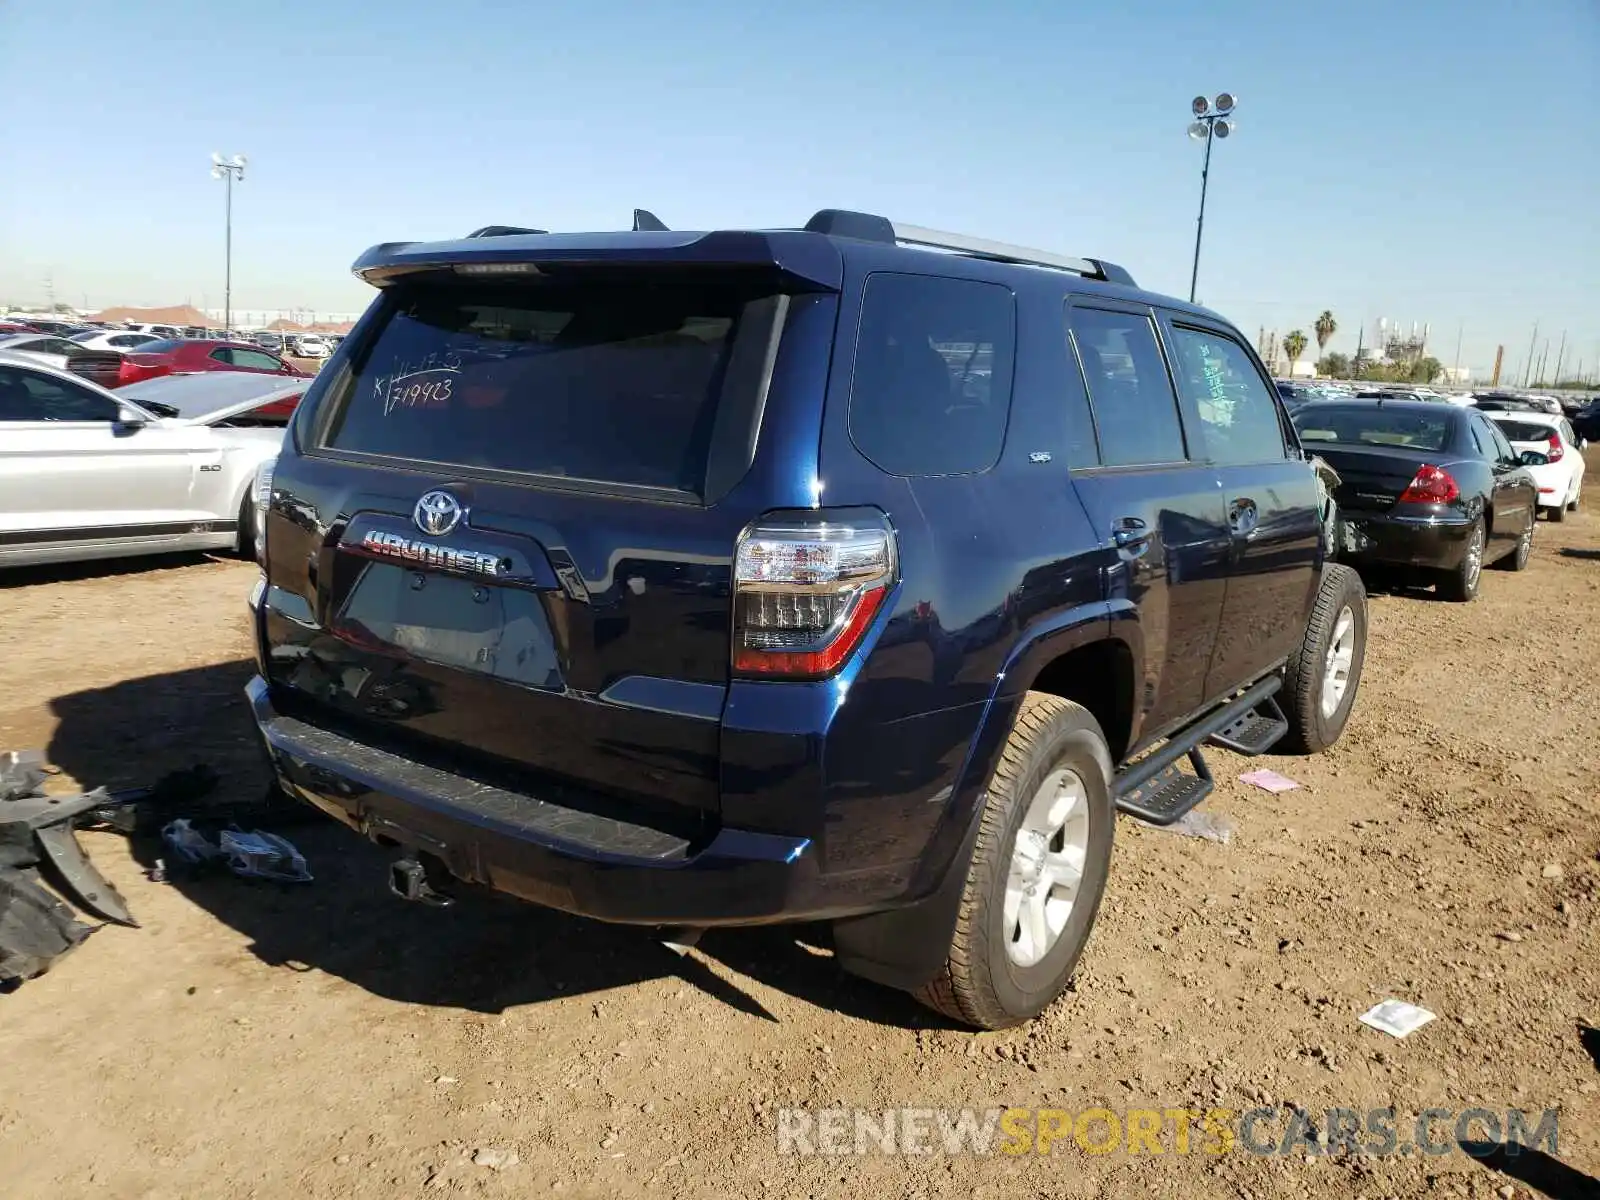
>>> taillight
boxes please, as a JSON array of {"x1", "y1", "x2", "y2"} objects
[
  {"x1": 1397, "y1": 464, "x2": 1460, "y2": 505},
  {"x1": 732, "y1": 516, "x2": 896, "y2": 679},
  {"x1": 1546, "y1": 434, "x2": 1564, "y2": 463}
]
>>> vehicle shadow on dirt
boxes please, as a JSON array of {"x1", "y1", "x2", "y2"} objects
[
  {"x1": 0, "y1": 551, "x2": 223, "y2": 590},
  {"x1": 47, "y1": 660, "x2": 956, "y2": 1030}
]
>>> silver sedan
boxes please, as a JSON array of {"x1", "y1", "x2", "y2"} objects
[{"x1": 0, "y1": 355, "x2": 296, "y2": 567}]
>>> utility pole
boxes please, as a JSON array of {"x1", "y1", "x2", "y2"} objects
[
  {"x1": 1523, "y1": 321, "x2": 1539, "y2": 387},
  {"x1": 1353, "y1": 323, "x2": 1364, "y2": 379},
  {"x1": 1552, "y1": 330, "x2": 1566, "y2": 386},
  {"x1": 1452, "y1": 321, "x2": 1463, "y2": 380},
  {"x1": 1490, "y1": 345, "x2": 1504, "y2": 387}
]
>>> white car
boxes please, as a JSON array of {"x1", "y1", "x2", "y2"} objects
[
  {"x1": 0, "y1": 355, "x2": 292, "y2": 567},
  {"x1": 0, "y1": 333, "x2": 88, "y2": 371},
  {"x1": 291, "y1": 335, "x2": 330, "y2": 358},
  {"x1": 68, "y1": 329, "x2": 165, "y2": 353},
  {"x1": 1486, "y1": 410, "x2": 1586, "y2": 521}
]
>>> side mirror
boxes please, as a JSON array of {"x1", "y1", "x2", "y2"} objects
[
  {"x1": 1518, "y1": 449, "x2": 1549, "y2": 467},
  {"x1": 116, "y1": 406, "x2": 147, "y2": 429}
]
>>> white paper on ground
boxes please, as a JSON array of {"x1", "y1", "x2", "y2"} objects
[
  {"x1": 1239, "y1": 768, "x2": 1301, "y2": 793},
  {"x1": 1358, "y1": 999, "x2": 1437, "y2": 1038}
]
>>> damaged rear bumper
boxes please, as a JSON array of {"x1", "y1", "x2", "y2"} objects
[{"x1": 245, "y1": 676, "x2": 834, "y2": 926}]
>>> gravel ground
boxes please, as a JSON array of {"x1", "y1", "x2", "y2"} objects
[{"x1": 1, "y1": 461, "x2": 1597, "y2": 1200}]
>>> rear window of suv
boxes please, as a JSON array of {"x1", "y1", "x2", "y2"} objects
[{"x1": 323, "y1": 277, "x2": 775, "y2": 497}]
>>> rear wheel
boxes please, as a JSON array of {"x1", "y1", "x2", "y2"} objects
[
  {"x1": 1548, "y1": 501, "x2": 1566, "y2": 524},
  {"x1": 1279, "y1": 563, "x2": 1367, "y2": 754},
  {"x1": 914, "y1": 694, "x2": 1114, "y2": 1030},
  {"x1": 1437, "y1": 519, "x2": 1484, "y2": 602},
  {"x1": 1493, "y1": 512, "x2": 1534, "y2": 571},
  {"x1": 1568, "y1": 481, "x2": 1582, "y2": 513},
  {"x1": 234, "y1": 490, "x2": 256, "y2": 561}
]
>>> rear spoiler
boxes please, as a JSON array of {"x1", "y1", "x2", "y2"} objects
[{"x1": 355, "y1": 207, "x2": 1136, "y2": 292}]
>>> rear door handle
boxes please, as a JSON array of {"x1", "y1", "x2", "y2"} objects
[
  {"x1": 1112, "y1": 516, "x2": 1150, "y2": 553},
  {"x1": 1227, "y1": 497, "x2": 1260, "y2": 537}
]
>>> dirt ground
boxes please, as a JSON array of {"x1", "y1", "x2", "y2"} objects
[{"x1": 2, "y1": 469, "x2": 1597, "y2": 1200}]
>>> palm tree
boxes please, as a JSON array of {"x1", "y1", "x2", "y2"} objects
[
  {"x1": 1314, "y1": 310, "x2": 1337, "y2": 355},
  {"x1": 1283, "y1": 330, "x2": 1309, "y2": 377}
]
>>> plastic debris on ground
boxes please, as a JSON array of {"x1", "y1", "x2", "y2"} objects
[
  {"x1": 1358, "y1": 999, "x2": 1437, "y2": 1039},
  {"x1": 1138, "y1": 810, "x2": 1236, "y2": 844},
  {"x1": 160, "y1": 819, "x2": 312, "y2": 884},
  {"x1": 1238, "y1": 768, "x2": 1301, "y2": 794}
]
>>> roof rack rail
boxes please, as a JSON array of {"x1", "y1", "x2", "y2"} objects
[
  {"x1": 801, "y1": 208, "x2": 1135, "y2": 287},
  {"x1": 465, "y1": 225, "x2": 549, "y2": 238}
]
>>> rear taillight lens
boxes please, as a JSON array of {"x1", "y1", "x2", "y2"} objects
[
  {"x1": 733, "y1": 516, "x2": 896, "y2": 679},
  {"x1": 1546, "y1": 434, "x2": 1564, "y2": 463},
  {"x1": 1397, "y1": 464, "x2": 1460, "y2": 505}
]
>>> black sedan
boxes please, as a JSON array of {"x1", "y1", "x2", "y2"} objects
[{"x1": 1291, "y1": 400, "x2": 1540, "y2": 601}]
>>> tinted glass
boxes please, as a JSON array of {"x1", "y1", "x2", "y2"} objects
[
  {"x1": 1293, "y1": 405, "x2": 1452, "y2": 452},
  {"x1": 0, "y1": 365, "x2": 120, "y2": 421},
  {"x1": 1492, "y1": 419, "x2": 1555, "y2": 443},
  {"x1": 231, "y1": 349, "x2": 283, "y2": 371},
  {"x1": 1485, "y1": 420, "x2": 1517, "y2": 462},
  {"x1": 133, "y1": 339, "x2": 184, "y2": 354},
  {"x1": 1069, "y1": 307, "x2": 1186, "y2": 466},
  {"x1": 112, "y1": 333, "x2": 155, "y2": 348},
  {"x1": 849, "y1": 273, "x2": 1015, "y2": 476},
  {"x1": 1168, "y1": 326, "x2": 1286, "y2": 465},
  {"x1": 326, "y1": 277, "x2": 763, "y2": 495}
]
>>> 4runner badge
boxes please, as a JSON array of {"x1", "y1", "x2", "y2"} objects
[{"x1": 413, "y1": 490, "x2": 464, "y2": 536}]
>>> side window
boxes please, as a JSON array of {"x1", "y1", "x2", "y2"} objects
[
  {"x1": 0, "y1": 366, "x2": 120, "y2": 422},
  {"x1": 1068, "y1": 307, "x2": 1186, "y2": 466},
  {"x1": 1467, "y1": 419, "x2": 1488, "y2": 456},
  {"x1": 1561, "y1": 419, "x2": 1576, "y2": 445},
  {"x1": 849, "y1": 272, "x2": 1016, "y2": 476},
  {"x1": 209, "y1": 347, "x2": 235, "y2": 365},
  {"x1": 1166, "y1": 325, "x2": 1286, "y2": 465},
  {"x1": 1485, "y1": 420, "x2": 1517, "y2": 464},
  {"x1": 228, "y1": 348, "x2": 282, "y2": 371}
]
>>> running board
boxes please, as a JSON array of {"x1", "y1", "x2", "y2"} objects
[
  {"x1": 1112, "y1": 675, "x2": 1282, "y2": 825},
  {"x1": 1206, "y1": 696, "x2": 1288, "y2": 756},
  {"x1": 1116, "y1": 749, "x2": 1213, "y2": 825}
]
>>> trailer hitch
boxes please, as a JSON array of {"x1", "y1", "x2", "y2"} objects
[{"x1": 389, "y1": 855, "x2": 454, "y2": 907}]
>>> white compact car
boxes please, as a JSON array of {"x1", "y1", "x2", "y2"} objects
[
  {"x1": 291, "y1": 335, "x2": 330, "y2": 359},
  {"x1": 1486, "y1": 410, "x2": 1586, "y2": 521},
  {"x1": 68, "y1": 329, "x2": 164, "y2": 353},
  {"x1": 0, "y1": 333, "x2": 88, "y2": 371},
  {"x1": 0, "y1": 355, "x2": 295, "y2": 567}
]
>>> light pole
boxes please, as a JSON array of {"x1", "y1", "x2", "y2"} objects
[
  {"x1": 210, "y1": 152, "x2": 247, "y2": 333},
  {"x1": 1186, "y1": 93, "x2": 1237, "y2": 305}
]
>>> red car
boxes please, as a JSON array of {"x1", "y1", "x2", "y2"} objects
[
  {"x1": 0, "y1": 321, "x2": 40, "y2": 334},
  {"x1": 105, "y1": 339, "x2": 311, "y2": 389}
]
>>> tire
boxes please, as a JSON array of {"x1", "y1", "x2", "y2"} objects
[
  {"x1": 1548, "y1": 501, "x2": 1566, "y2": 524},
  {"x1": 914, "y1": 694, "x2": 1114, "y2": 1030},
  {"x1": 1437, "y1": 518, "x2": 1485, "y2": 602},
  {"x1": 1278, "y1": 563, "x2": 1367, "y2": 754},
  {"x1": 234, "y1": 490, "x2": 257, "y2": 561},
  {"x1": 1492, "y1": 511, "x2": 1533, "y2": 571}
]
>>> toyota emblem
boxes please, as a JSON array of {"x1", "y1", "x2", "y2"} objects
[{"x1": 413, "y1": 490, "x2": 464, "y2": 537}]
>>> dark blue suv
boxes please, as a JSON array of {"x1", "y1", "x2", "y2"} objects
[{"x1": 246, "y1": 209, "x2": 1367, "y2": 1028}]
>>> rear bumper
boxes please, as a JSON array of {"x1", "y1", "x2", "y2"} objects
[
  {"x1": 246, "y1": 675, "x2": 855, "y2": 926},
  {"x1": 1338, "y1": 512, "x2": 1474, "y2": 571}
]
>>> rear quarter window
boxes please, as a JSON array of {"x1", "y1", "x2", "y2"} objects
[{"x1": 848, "y1": 273, "x2": 1015, "y2": 476}]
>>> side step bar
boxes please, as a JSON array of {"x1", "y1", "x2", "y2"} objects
[
  {"x1": 1112, "y1": 675, "x2": 1282, "y2": 826},
  {"x1": 1207, "y1": 694, "x2": 1288, "y2": 756}
]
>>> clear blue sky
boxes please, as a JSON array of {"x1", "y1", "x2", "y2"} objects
[{"x1": 2, "y1": 0, "x2": 1596, "y2": 379}]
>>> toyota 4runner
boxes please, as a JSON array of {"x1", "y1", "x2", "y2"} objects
[{"x1": 246, "y1": 208, "x2": 1367, "y2": 1029}]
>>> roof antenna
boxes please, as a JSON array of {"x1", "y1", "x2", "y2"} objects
[{"x1": 632, "y1": 209, "x2": 669, "y2": 232}]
